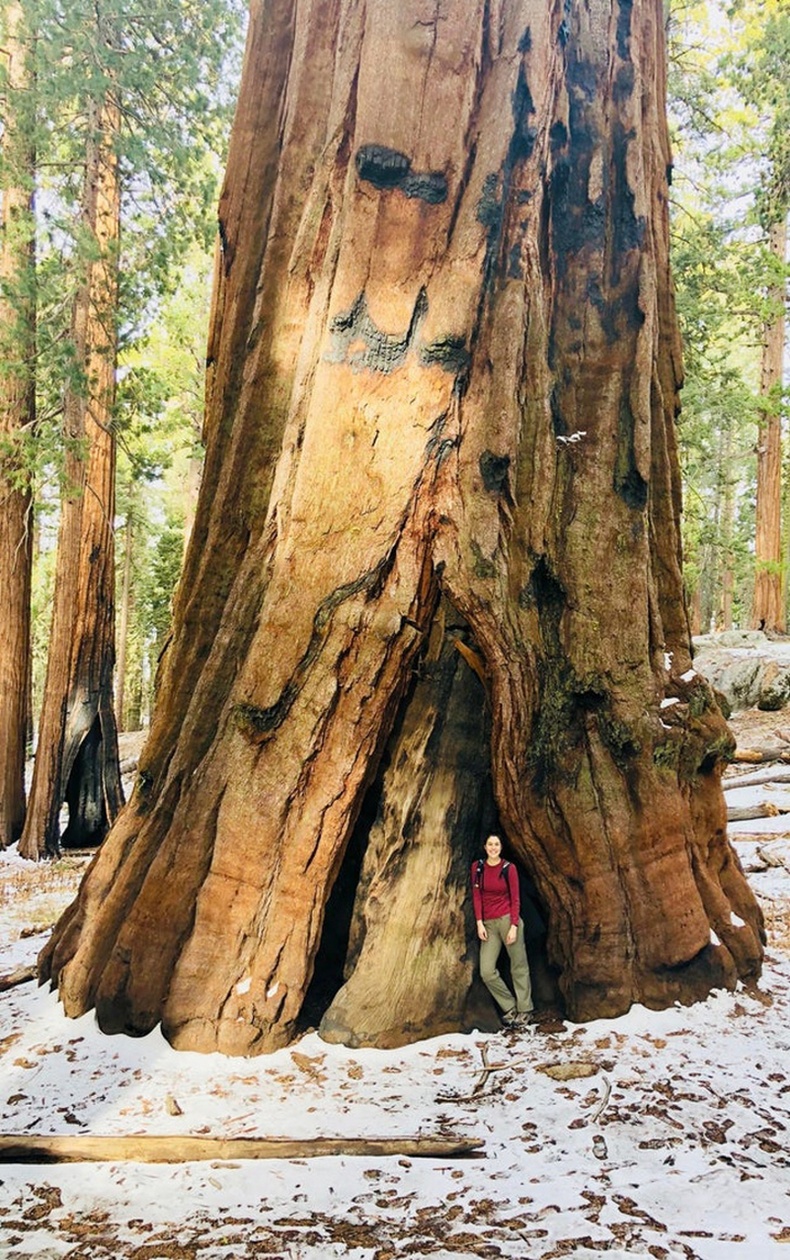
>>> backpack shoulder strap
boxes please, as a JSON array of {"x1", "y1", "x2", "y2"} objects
[{"x1": 501, "y1": 860, "x2": 511, "y2": 881}]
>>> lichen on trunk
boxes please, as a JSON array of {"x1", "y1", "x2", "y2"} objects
[{"x1": 41, "y1": 0, "x2": 763, "y2": 1054}]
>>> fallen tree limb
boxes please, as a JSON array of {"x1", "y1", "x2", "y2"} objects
[
  {"x1": 0, "y1": 965, "x2": 36, "y2": 993},
  {"x1": 0, "y1": 1133, "x2": 484, "y2": 1163},
  {"x1": 727, "y1": 802, "x2": 786, "y2": 823},
  {"x1": 723, "y1": 769, "x2": 790, "y2": 792},
  {"x1": 732, "y1": 748, "x2": 790, "y2": 765}
]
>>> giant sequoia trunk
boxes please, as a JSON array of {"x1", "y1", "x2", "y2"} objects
[
  {"x1": 20, "y1": 94, "x2": 123, "y2": 859},
  {"x1": 42, "y1": 0, "x2": 764, "y2": 1051},
  {"x1": 0, "y1": 0, "x2": 35, "y2": 848}
]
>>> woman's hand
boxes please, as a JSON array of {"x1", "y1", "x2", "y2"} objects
[
  {"x1": 506, "y1": 924, "x2": 517, "y2": 946},
  {"x1": 477, "y1": 921, "x2": 487, "y2": 942}
]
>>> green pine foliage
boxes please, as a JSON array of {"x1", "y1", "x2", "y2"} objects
[
  {"x1": 5, "y1": 0, "x2": 247, "y2": 727},
  {"x1": 668, "y1": 0, "x2": 789, "y2": 631}
]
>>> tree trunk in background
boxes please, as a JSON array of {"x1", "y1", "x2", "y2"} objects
[
  {"x1": 20, "y1": 93, "x2": 123, "y2": 858},
  {"x1": 115, "y1": 509, "x2": 134, "y2": 731},
  {"x1": 42, "y1": 0, "x2": 763, "y2": 1051},
  {"x1": 720, "y1": 423, "x2": 735, "y2": 630},
  {"x1": 752, "y1": 215, "x2": 787, "y2": 633},
  {"x1": 0, "y1": 0, "x2": 35, "y2": 848}
]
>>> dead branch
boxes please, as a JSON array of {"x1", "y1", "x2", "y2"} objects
[
  {"x1": 0, "y1": 965, "x2": 36, "y2": 993},
  {"x1": 436, "y1": 1043, "x2": 529, "y2": 1104},
  {"x1": 727, "y1": 802, "x2": 786, "y2": 823},
  {"x1": 588, "y1": 1074, "x2": 612, "y2": 1125},
  {"x1": 723, "y1": 768, "x2": 790, "y2": 792},
  {"x1": 732, "y1": 748, "x2": 790, "y2": 765},
  {"x1": 0, "y1": 1134, "x2": 484, "y2": 1163}
]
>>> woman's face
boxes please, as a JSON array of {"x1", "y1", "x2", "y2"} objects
[{"x1": 485, "y1": 834, "x2": 502, "y2": 861}]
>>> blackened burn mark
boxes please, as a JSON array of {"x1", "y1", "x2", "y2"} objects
[
  {"x1": 479, "y1": 451, "x2": 511, "y2": 495},
  {"x1": 550, "y1": 385, "x2": 567, "y2": 436},
  {"x1": 420, "y1": 334, "x2": 470, "y2": 376},
  {"x1": 518, "y1": 26, "x2": 532, "y2": 53},
  {"x1": 611, "y1": 120, "x2": 646, "y2": 282},
  {"x1": 614, "y1": 395, "x2": 648, "y2": 509},
  {"x1": 612, "y1": 63, "x2": 635, "y2": 104},
  {"x1": 550, "y1": 121, "x2": 568, "y2": 153},
  {"x1": 355, "y1": 144, "x2": 447, "y2": 204},
  {"x1": 616, "y1": 0, "x2": 634, "y2": 58},
  {"x1": 508, "y1": 64, "x2": 537, "y2": 166},
  {"x1": 326, "y1": 288, "x2": 428, "y2": 374},
  {"x1": 474, "y1": 61, "x2": 537, "y2": 295},
  {"x1": 327, "y1": 290, "x2": 469, "y2": 385}
]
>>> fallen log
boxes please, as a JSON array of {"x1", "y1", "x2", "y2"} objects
[
  {"x1": 723, "y1": 769, "x2": 790, "y2": 792},
  {"x1": 0, "y1": 965, "x2": 36, "y2": 993},
  {"x1": 0, "y1": 1133, "x2": 484, "y2": 1164},
  {"x1": 727, "y1": 802, "x2": 785, "y2": 823},
  {"x1": 732, "y1": 748, "x2": 790, "y2": 765}
]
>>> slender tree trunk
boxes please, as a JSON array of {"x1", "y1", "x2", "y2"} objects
[
  {"x1": 20, "y1": 93, "x2": 123, "y2": 858},
  {"x1": 0, "y1": 0, "x2": 35, "y2": 848},
  {"x1": 720, "y1": 423, "x2": 735, "y2": 630},
  {"x1": 752, "y1": 215, "x2": 787, "y2": 633},
  {"x1": 116, "y1": 509, "x2": 134, "y2": 731},
  {"x1": 42, "y1": 0, "x2": 763, "y2": 1051}
]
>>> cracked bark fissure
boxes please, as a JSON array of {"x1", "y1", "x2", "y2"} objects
[{"x1": 41, "y1": 0, "x2": 763, "y2": 1054}]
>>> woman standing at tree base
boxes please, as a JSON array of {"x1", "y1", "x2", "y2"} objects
[{"x1": 471, "y1": 834, "x2": 534, "y2": 1026}]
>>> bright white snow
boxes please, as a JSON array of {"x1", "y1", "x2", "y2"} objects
[{"x1": 1, "y1": 844, "x2": 790, "y2": 1259}]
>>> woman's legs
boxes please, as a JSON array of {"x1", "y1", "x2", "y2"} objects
[
  {"x1": 479, "y1": 915, "x2": 516, "y2": 1014},
  {"x1": 506, "y1": 919, "x2": 533, "y2": 1014}
]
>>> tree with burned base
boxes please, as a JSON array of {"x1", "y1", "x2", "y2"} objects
[{"x1": 43, "y1": 0, "x2": 764, "y2": 1052}]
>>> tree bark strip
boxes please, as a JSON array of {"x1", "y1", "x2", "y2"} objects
[{"x1": 0, "y1": 1133, "x2": 484, "y2": 1163}]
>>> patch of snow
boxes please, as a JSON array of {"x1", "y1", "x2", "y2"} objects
[
  {"x1": 2, "y1": 834, "x2": 790, "y2": 1260},
  {"x1": 235, "y1": 977, "x2": 251, "y2": 995},
  {"x1": 661, "y1": 697, "x2": 680, "y2": 709}
]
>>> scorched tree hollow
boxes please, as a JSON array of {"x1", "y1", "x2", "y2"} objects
[{"x1": 42, "y1": 0, "x2": 765, "y2": 1054}]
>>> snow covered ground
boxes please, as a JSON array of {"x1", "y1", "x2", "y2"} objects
[{"x1": 1, "y1": 836, "x2": 789, "y2": 1259}]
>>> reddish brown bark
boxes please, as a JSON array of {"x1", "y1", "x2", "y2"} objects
[
  {"x1": 42, "y1": 0, "x2": 763, "y2": 1052},
  {"x1": 20, "y1": 94, "x2": 123, "y2": 859},
  {"x1": 752, "y1": 215, "x2": 787, "y2": 633},
  {"x1": 0, "y1": 0, "x2": 35, "y2": 848}
]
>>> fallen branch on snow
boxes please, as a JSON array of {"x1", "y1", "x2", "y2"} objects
[
  {"x1": 723, "y1": 768, "x2": 790, "y2": 791},
  {"x1": 732, "y1": 748, "x2": 790, "y2": 765},
  {"x1": 727, "y1": 802, "x2": 786, "y2": 823},
  {"x1": 0, "y1": 1133, "x2": 484, "y2": 1163},
  {"x1": 0, "y1": 965, "x2": 36, "y2": 993}
]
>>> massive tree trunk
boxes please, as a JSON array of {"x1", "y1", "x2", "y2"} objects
[
  {"x1": 0, "y1": 0, "x2": 35, "y2": 848},
  {"x1": 752, "y1": 214, "x2": 787, "y2": 633},
  {"x1": 19, "y1": 93, "x2": 123, "y2": 859},
  {"x1": 42, "y1": 0, "x2": 763, "y2": 1051}
]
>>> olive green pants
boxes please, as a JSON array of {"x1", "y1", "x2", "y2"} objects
[{"x1": 479, "y1": 915, "x2": 533, "y2": 1015}]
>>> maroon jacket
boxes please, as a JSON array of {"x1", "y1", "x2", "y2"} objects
[{"x1": 471, "y1": 859, "x2": 520, "y2": 927}]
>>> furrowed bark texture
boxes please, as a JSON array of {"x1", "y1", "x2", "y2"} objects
[
  {"x1": 20, "y1": 94, "x2": 123, "y2": 859},
  {"x1": 0, "y1": 0, "x2": 35, "y2": 848},
  {"x1": 42, "y1": 0, "x2": 763, "y2": 1050}
]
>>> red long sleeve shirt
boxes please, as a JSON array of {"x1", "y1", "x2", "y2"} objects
[{"x1": 471, "y1": 859, "x2": 520, "y2": 926}]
